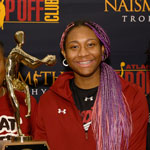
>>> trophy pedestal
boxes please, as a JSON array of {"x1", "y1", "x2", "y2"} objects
[
  {"x1": 0, "y1": 140, "x2": 49, "y2": 150},
  {"x1": 11, "y1": 136, "x2": 32, "y2": 142}
]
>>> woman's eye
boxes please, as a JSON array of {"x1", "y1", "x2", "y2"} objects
[
  {"x1": 70, "y1": 45, "x2": 78, "y2": 49},
  {"x1": 88, "y1": 43, "x2": 95, "y2": 47}
]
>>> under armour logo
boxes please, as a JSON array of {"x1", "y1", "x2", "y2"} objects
[
  {"x1": 58, "y1": 109, "x2": 66, "y2": 114},
  {"x1": 84, "y1": 96, "x2": 93, "y2": 101}
]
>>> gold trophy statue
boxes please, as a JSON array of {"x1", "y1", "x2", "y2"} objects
[{"x1": 0, "y1": 31, "x2": 55, "y2": 150}]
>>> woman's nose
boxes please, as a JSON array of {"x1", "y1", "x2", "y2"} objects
[{"x1": 78, "y1": 46, "x2": 89, "y2": 57}]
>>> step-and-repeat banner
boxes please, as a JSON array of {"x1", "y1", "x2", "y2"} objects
[
  {"x1": 0, "y1": 0, "x2": 150, "y2": 101},
  {"x1": 0, "y1": 0, "x2": 150, "y2": 147}
]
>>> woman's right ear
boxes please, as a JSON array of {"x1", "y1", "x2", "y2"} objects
[{"x1": 61, "y1": 49, "x2": 66, "y2": 58}]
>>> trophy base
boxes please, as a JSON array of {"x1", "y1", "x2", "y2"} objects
[
  {"x1": 11, "y1": 136, "x2": 32, "y2": 142},
  {"x1": 0, "y1": 140, "x2": 49, "y2": 150}
]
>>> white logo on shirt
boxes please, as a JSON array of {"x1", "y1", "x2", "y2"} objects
[
  {"x1": 83, "y1": 121, "x2": 92, "y2": 131},
  {"x1": 84, "y1": 96, "x2": 94, "y2": 101},
  {"x1": 0, "y1": 115, "x2": 23, "y2": 137},
  {"x1": 58, "y1": 109, "x2": 66, "y2": 114}
]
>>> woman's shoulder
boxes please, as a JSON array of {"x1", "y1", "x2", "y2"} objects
[
  {"x1": 39, "y1": 71, "x2": 74, "y2": 103},
  {"x1": 119, "y1": 77, "x2": 148, "y2": 111},
  {"x1": 119, "y1": 76, "x2": 144, "y2": 96},
  {"x1": 39, "y1": 88, "x2": 52, "y2": 100},
  {"x1": 38, "y1": 88, "x2": 56, "y2": 107}
]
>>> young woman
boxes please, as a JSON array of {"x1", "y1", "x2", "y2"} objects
[
  {"x1": 34, "y1": 21, "x2": 149, "y2": 150},
  {"x1": 0, "y1": 41, "x2": 37, "y2": 140}
]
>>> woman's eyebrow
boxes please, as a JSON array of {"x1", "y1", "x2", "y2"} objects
[{"x1": 67, "y1": 38, "x2": 98, "y2": 44}]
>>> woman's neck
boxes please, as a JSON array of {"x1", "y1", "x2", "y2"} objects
[{"x1": 74, "y1": 70, "x2": 100, "y2": 89}]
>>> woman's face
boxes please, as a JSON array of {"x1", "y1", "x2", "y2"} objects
[
  {"x1": 62, "y1": 25, "x2": 104, "y2": 78},
  {"x1": 0, "y1": 49, "x2": 5, "y2": 87}
]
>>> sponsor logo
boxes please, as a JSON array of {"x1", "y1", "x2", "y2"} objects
[
  {"x1": 58, "y1": 109, "x2": 66, "y2": 114},
  {"x1": 18, "y1": 71, "x2": 64, "y2": 87},
  {"x1": 0, "y1": 0, "x2": 5, "y2": 30},
  {"x1": 84, "y1": 96, "x2": 94, "y2": 102},
  {"x1": 118, "y1": 62, "x2": 150, "y2": 94},
  {"x1": 0, "y1": 0, "x2": 60, "y2": 30},
  {"x1": 104, "y1": 0, "x2": 150, "y2": 23}
]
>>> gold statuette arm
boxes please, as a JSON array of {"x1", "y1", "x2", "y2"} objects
[
  {"x1": 11, "y1": 47, "x2": 56, "y2": 69},
  {"x1": 22, "y1": 54, "x2": 56, "y2": 69}
]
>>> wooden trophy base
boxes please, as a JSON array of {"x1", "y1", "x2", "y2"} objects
[{"x1": 0, "y1": 140, "x2": 49, "y2": 150}]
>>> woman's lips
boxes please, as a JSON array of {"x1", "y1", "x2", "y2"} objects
[{"x1": 76, "y1": 60, "x2": 94, "y2": 67}]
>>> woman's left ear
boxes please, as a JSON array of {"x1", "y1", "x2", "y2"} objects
[
  {"x1": 101, "y1": 45, "x2": 105, "y2": 59},
  {"x1": 102, "y1": 45, "x2": 105, "y2": 55}
]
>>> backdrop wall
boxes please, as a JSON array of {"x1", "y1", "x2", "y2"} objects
[{"x1": 0, "y1": 0, "x2": 149, "y2": 101}]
